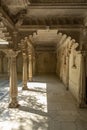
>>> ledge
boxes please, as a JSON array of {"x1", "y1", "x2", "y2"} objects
[{"x1": 29, "y1": 3, "x2": 87, "y2": 9}]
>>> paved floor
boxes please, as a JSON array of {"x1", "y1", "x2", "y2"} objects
[{"x1": 0, "y1": 75, "x2": 87, "y2": 130}]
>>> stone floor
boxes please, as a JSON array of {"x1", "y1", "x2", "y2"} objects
[{"x1": 0, "y1": 74, "x2": 87, "y2": 130}]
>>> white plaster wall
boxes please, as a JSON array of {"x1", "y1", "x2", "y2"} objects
[
  {"x1": 56, "y1": 51, "x2": 68, "y2": 86},
  {"x1": 56, "y1": 45, "x2": 82, "y2": 102},
  {"x1": 69, "y1": 53, "x2": 81, "y2": 102}
]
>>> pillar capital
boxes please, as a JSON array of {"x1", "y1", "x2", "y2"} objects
[
  {"x1": 22, "y1": 52, "x2": 27, "y2": 57},
  {"x1": 19, "y1": 39, "x2": 27, "y2": 53},
  {"x1": 2, "y1": 49, "x2": 20, "y2": 58}
]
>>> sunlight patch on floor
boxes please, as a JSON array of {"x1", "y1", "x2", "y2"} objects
[
  {"x1": 0, "y1": 81, "x2": 48, "y2": 130},
  {"x1": 0, "y1": 121, "x2": 20, "y2": 130},
  {"x1": 19, "y1": 82, "x2": 47, "y2": 113},
  {"x1": 27, "y1": 82, "x2": 47, "y2": 92},
  {"x1": 0, "y1": 109, "x2": 48, "y2": 130}
]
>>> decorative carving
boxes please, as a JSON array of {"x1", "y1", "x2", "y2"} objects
[
  {"x1": 25, "y1": 36, "x2": 33, "y2": 54},
  {"x1": 23, "y1": 16, "x2": 83, "y2": 26},
  {"x1": 19, "y1": 39, "x2": 27, "y2": 53},
  {"x1": 3, "y1": 49, "x2": 20, "y2": 57},
  {"x1": 0, "y1": 13, "x2": 13, "y2": 29}
]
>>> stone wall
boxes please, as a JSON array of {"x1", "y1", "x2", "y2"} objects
[{"x1": 36, "y1": 52, "x2": 56, "y2": 74}]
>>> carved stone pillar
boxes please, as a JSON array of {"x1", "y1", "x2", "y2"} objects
[
  {"x1": 22, "y1": 53, "x2": 28, "y2": 90},
  {"x1": 79, "y1": 52, "x2": 86, "y2": 108},
  {"x1": 28, "y1": 54, "x2": 33, "y2": 81},
  {"x1": 5, "y1": 49, "x2": 20, "y2": 108}
]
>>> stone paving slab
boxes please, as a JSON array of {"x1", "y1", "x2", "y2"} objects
[{"x1": 0, "y1": 75, "x2": 87, "y2": 130}]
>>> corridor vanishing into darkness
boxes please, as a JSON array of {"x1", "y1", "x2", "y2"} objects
[{"x1": 0, "y1": 75, "x2": 87, "y2": 130}]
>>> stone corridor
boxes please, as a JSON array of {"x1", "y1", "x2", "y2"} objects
[{"x1": 0, "y1": 75, "x2": 87, "y2": 130}]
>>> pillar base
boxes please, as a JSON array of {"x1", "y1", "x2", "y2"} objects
[
  {"x1": 28, "y1": 77, "x2": 33, "y2": 82},
  {"x1": 22, "y1": 85, "x2": 29, "y2": 90},
  {"x1": 8, "y1": 97, "x2": 20, "y2": 108}
]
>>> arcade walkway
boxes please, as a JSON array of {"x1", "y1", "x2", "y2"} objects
[{"x1": 0, "y1": 75, "x2": 87, "y2": 130}]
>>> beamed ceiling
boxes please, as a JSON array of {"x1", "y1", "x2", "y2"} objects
[
  {"x1": 1, "y1": 0, "x2": 87, "y2": 25},
  {"x1": 0, "y1": 0, "x2": 87, "y2": 49}
]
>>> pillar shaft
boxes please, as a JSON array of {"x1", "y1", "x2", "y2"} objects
[
  {"x1": 28, "y1": 54, "x2": 33, "y2": 81},
  {"x1": 9, "y1": 57, "x2": 17, "y2": 95},
  {"x1": 22, "y1": 53, "x2": 28, "y2": 90}
]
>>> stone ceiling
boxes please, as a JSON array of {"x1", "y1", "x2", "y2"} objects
[
  {"x1": 0, "y1": 0, "x2": 87, "y2": 48},
  {"x1": 1, "y1": 0, "x2": 87, "y2": 25}
]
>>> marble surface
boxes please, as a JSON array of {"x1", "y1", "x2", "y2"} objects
[{"x1": 0, "y1": 75, "x2": 87, "y2": 130}]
